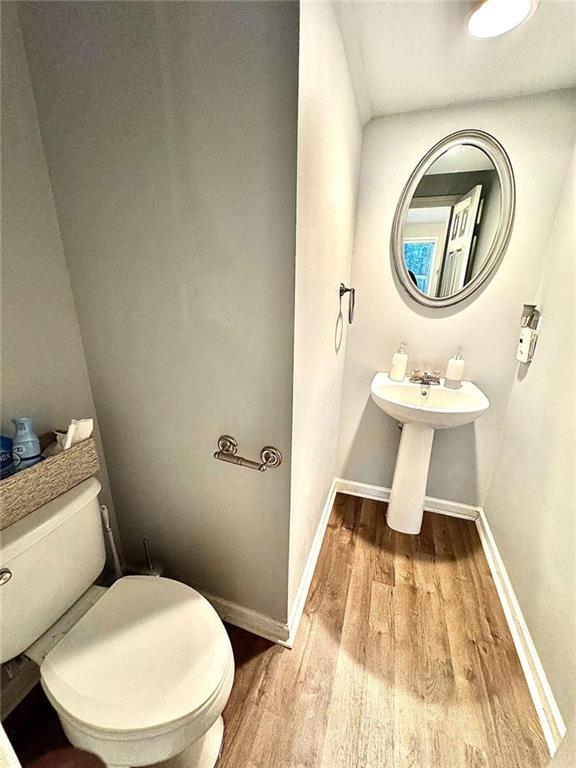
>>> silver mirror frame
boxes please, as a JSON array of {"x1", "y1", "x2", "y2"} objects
[{"x1": 391, "y1": 129, "x2": 515, "y2": 308}]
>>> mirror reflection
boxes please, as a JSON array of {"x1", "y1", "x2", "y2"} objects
[{"x1": 401, "y1": 144, "x2": 501, "y2": 298}]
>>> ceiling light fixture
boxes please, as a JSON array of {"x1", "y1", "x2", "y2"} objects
[{"x1": 467, "y1": 0, "x2": 540, "y2": 39}]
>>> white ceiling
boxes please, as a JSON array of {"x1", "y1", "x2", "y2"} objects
[{"x1": 333, "y1": 0, "x2": 576, "y2": 123}]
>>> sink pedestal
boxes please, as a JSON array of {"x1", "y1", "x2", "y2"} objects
[
  {"x1": 370, "y1": 373, "x2": 489, "y2": 534},
  {"x1": 387, "y1": 423, "x2": 435, "y2": 535}
]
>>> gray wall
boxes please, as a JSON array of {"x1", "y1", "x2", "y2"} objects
[
  {"x1": 484, "y1": 146, "x2": 576, "y2": 743},
  {"x1": 338, "y1": 90, "x2": 576, "y2": 506},
  {"x1": 289, "y1": 1, "x2": 362, "y2": 616},
  {"x1": 1, "y1": 3, "x2": 116, "y2": 524},
  {"x1": 19, "y1": 1, "x2": 299, "y2": 622}
]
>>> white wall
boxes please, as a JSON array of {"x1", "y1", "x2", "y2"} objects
[
  {"x1": 19, "y1": 1, "x2": 299, "y2": 623},
  {"x1": 338, "y1": 90, "x2": 576, "y2": 506},
  {"x1": 289, "y1": 1, "x2": 362, "y2": 614},
  {"x1": 1, "y1": 3, "x2": 116, "y2": 524},
  {"x1": 484, "y1": 146, "x2": 576, "y2": 744}
]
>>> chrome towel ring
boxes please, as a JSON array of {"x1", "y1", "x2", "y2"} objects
[{"x1": 339, "y1": 283, "x2": 356, "y2": 324}]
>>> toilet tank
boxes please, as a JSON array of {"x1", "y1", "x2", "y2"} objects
[{"x1": 0, "y1": 478, "x2": 105, "y2": 663}]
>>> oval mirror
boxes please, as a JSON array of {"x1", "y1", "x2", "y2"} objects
[{"x1": 391, "y1": 130, "x2": 515, "y2": 307}]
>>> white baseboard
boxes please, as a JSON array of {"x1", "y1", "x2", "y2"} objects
[
  {"x1": 286, "y1": 479, "x2": 338, "y2": 648},
  {"x1": 475, "y1": 508, "x2": 566, "y2": 757},
  {"x1": 200, "y1": 590, "x2": 290, "y2": 647},
  {"x1": 335, "y1": 477, "x2": 391, "y2": 503},
  {"x1": 335, "y1": 477, "x2": 480, "y2": 520}
]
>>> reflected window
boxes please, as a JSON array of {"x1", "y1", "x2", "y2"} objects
[{"x1": 403, "y1": 239, "x2": 436, "y2": 294}]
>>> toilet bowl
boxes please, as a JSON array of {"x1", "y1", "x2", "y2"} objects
[
  {"x1": 0, "y1": 479, "x2": 234, "y2": 768},
  {"x1": 41, "y1": 576, "x2": 235, "y2": 768}
]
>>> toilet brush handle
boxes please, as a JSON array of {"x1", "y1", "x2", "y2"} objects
[
  {"x1": 100, "y1": 505, "x2": 123, "y2": 581},
  {"x1": 143, "y1": 538, "x2": 154, "y2": 572}
]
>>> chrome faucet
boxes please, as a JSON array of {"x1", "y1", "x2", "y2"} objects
[{"x1": 409, "y1": 369, "x2": 441, "y2": 385}]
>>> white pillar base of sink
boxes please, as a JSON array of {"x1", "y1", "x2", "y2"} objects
[{"x1": 387, "y1": 423, "x2": 435, "y2": 535}]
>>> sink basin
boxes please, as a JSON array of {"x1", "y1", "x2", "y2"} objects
[
  {"x1": 370, "y1": 373, "x2": 489, "y2": 429},
  {"x1": 370, "y1": 372, "x2": 489, "y2": 535}
]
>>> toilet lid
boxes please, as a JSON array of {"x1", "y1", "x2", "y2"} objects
[{"x1": 41, "y1": 576, "x2": 232, "y2": 732}]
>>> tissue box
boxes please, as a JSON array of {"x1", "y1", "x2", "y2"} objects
[{"x1": 0, "y1": 437, "x2": 100, "y2": 531}]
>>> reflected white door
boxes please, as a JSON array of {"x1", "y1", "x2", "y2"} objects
[{"x1": 439, "y1": 185, "x2": 482, "y2": 297}]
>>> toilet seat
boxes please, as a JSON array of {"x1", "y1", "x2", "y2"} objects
[{"x1": 40, "y1": 576, "x2": 233, "y2": 736}]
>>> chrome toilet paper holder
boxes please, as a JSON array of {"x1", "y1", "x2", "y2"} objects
[{"x1": 213, "y1": 435, "x2": 282, "y2": 472}]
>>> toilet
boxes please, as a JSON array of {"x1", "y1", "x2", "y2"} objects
[{"x1": 0, "y1": 478, "x2": 234, "y2": 768}]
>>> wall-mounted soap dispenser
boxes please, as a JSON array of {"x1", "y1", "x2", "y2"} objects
[{"x1": 516, "y1": 304, "x2": 541, "y2": 363}]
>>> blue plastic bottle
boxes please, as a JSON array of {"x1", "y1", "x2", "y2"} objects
[
  {"x1": 12, "y1": 417, "x2": 41, "y2": 472},
  {"x1": 0, "y1": 436, "x2": 14, "y2": 478}
]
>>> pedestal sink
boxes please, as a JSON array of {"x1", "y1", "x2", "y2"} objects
[{"x1": 370, "y1": 373, "x2": 489, "y2": 534}]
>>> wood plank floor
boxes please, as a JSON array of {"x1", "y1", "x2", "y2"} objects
[
  {"x1": 5, "y1": 494, "x2": 549, "y2": 767},
  {"x1": 218, "y1": 494, "x2": 549, "y2": 768}
]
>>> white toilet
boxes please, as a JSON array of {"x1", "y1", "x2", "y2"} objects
[{"x1": 0, "y1": 478, "x2": 234, "y2": 768}]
